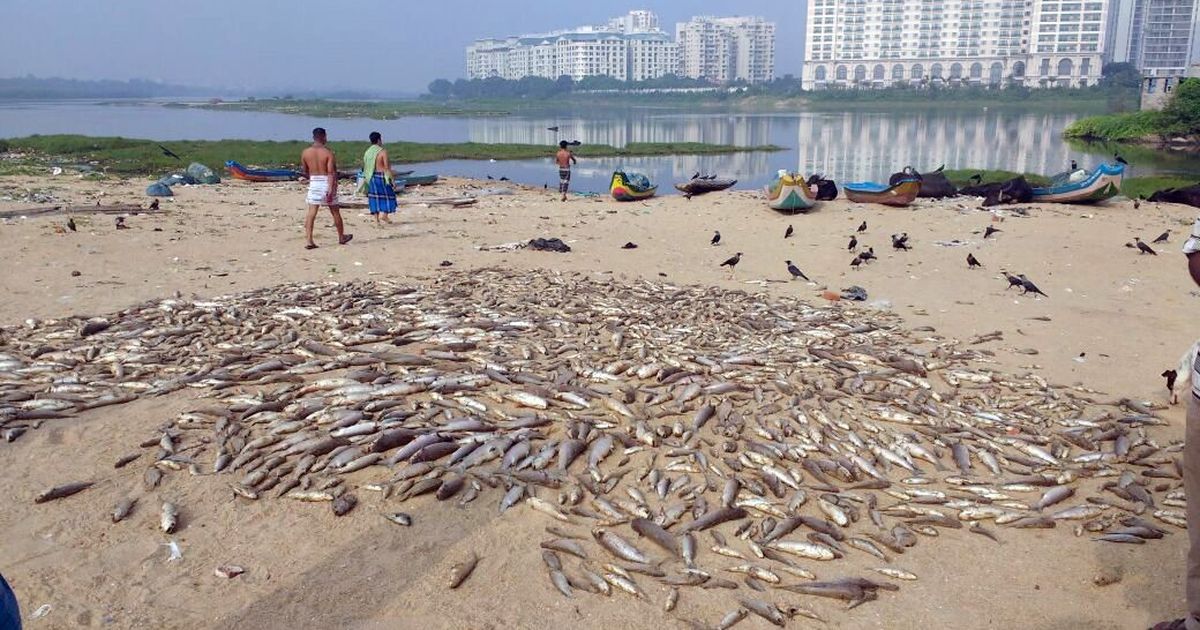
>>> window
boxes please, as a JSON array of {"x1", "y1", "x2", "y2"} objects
[
  {"x1": 836, "y1": 65, "x2": 848, "y2": 79},
  {"x1": 815, "y1": 65, "x2": 828, "y2": 80}
]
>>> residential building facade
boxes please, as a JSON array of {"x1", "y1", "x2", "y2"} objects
[
  {"x1": 676, "y1": 16, "x2": 777, "y2": 83},
  {"x1": 465, "y1": 11, "x2": 680, "y2": 83},
  {"x1": 802, "y1": 0, "x2": 1109, "y2": 89},
  {"x1": 1122, "y1": 0, "x2": 1200, "y2": 76}
]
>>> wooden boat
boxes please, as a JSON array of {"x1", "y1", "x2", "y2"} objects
[
  {"x1": 675, "y1": 176, "x2": 736, "y2": 195},
  {"x1": 611, "y1": 171, "x2": 657, "y2": 201},
  {"x1": 1031, "y1": 163, "x2": 1124, "y2": 204},
  {"x1": 399, "y1": 174, "x2": 438, "y2": 186},
  {"x1": 765, "y1": 172, "x2": 818, "y2": 213},
  {"x1": 843, "y1": 177, "x2": 921, "y2": 206},
  {"x1": 225, "y1": 160, "x2": 302, "y2": 182}
]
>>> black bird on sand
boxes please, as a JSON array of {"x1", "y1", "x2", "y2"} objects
[
  {"x1": 785, "y1": 224, "x2": 794, "y2": 239},
  {"x1": 115, "y1": 216, "x2": 128, "y2": 230},
  {"x1": 967, "y1": 253, "x2": 981, "y2": 268},
  {"x1": 1135, "y1": 237, "x2": 1158, "y2": 255},
  {"x1": 892, "y1": 233, "x2": 910, "y2": 251},
  {"x1": 499, "y1": 176, "x2": 509, "y2": 181},
  {"x1": 984, "y1": 225, "x2": 1001, "y2": 239},
  {"x1": 720, "y1": 252, "x2": 743, "y2": 276},
  {"x1": 1070, "y1": 159, "x2": 1078, "y2": 171},
  {"x1": 857, "y1": 220, "x2": 868, "y2": 233},
  {"x1": 622, "y1": 242, "x2": 638, "y2": 249},
  {"x1": 1019, "y1": 274, "x2": 1048, "y2": 297},
  {"x1": 1154, "y1": 230, "x2": 1170, "y2": 243},
  {"x1": 149, "y1": 199, "x2": 159, "y2": 210},
  {"x1": 1134, "y1": 197, "x2": 1142, "y2": 210},
  {"x1": 850, "y1": 255, "x2": 864, "y2": 269},
  {"x1": 1164, "y1": 369, "x2": 1180, "y2": 404},
  {"x1": 487, "y1": 175, "x2": 494, "y2": 180},
  {"x1": 848, "y1": 235, "x2": 858, "y2": 251},
  {"x1": 711, "y1": 231, "x2": 721, "y2": 246},
  {"x1": 66, "y1": 217, "x2": 76, "y2": 232},
  {"x1": 859, "y1": 246, "x2": 877, "y2": 261},
  {"x1": 158, "y1": 144, "x2": 182, "y2": 161},
  {"x1": 786, "y1": 260, "x2": 810, "y2": 281},
  {"x1": 1003, "y1": 271, "x2": 1024, "y2": 290},
  {"x1": 1114, "y1": 152, "x2": 1129, "y2": 166}
]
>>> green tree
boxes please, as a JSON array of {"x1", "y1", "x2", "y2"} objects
[
  {"x1": 1101, "y1": 62, "x2": 1140, "y2": 89},
  {"x1": 428, "y1": 79, "x2": 453, "y2": 98},
  {"x1": 1159, "y1": 78, "x2": 1200, "y2": 137}
]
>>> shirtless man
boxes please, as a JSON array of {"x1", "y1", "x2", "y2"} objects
[
  {"x1": 300, "y1": 127, "x2": 352, "y2": 249},
  {"x1": 555, "y1": 140, "x2": 577, "y2": 202}
]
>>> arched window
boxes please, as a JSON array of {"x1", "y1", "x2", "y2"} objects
[
  {"x1": 815, "y1": 66, "x2": 827, "y2": 81},
  {"x1": 1057, "y1": 58, "x2": 1074, "y2": 76},
  {"x1": 989, "y1": 62, "x2": 1003, "y2": 84},
  {"x1": 1012, "y1": 60, "x2": 1026, "y2": 77},
  {"x1": 873, "y1": 64, "x2": 885, "y2": 80},
  {"x1": 854, "y1": 65, "x2": 867, "y2": 81},
  {"x1": 911, "y1": 64, "x2": 924, "y2": 79},
  {"x1": 892, "y1": 64, "x2": 905, "y2": 79},
  {"x1": 950, "y1": 63, "x2": 963, "y2": 79},
  {"x1": 836, "y1": 65, "x2": 848, "y2": 80},
  {"x1": 931, "y1": 63, "x2": 944, "y2": 79},
  {"x1": 970, "y1": 62, "x2": 983, "y2": 79}
]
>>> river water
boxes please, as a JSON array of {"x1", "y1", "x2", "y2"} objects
[{"x1": 1, "y1": 99, "x2": 1195, "y2": 193}]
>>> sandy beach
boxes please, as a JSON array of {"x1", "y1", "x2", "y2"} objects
[{"x1": 1, "y1": 172, "x2": 1198, "y2": 629}]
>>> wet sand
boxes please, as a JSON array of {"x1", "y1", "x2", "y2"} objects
[{"x1": 1, "y1": 173, "x2": 1197, "y2": 629}]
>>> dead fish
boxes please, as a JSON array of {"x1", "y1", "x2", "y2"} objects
[
  {"x1": 111, "y1": 497, "x2": 136, "y2": 523},
  {"x1": 448, "y1": 553, "x2": 479, "y2": 589},
  {"x1": 161, "y1": 502, "x2": 179, "y2": 534},
  {"x1": 593, "y1": 528, "x2": 649, "y2": 563},
  {"x1": 214, "y1": 565, "x2": 246, "y2": 579},
  {"x1": 35, "y1": 481, "x2": 94, "y2": 503},
  {"x1": 384, "y1": 512, "x2": 412, "y2": 526},
  {"x1": 740, "y1": 598, "x2": 787, "y2": 627},
  {"x1": 332, "y1": 493, "x2": 357, "y2": 516}
]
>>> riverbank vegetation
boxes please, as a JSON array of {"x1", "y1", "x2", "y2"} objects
[
  {"x1": 0, "y1": 135, "x2": 782, "y2": 176},
  {"x1": 1065, "y1": 78, "x2": 1200, "y2": 143}
]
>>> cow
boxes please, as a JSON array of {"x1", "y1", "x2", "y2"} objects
[
  {"x1": 807, "y1": 174, "x2": 839, "y2": 201},
  {"x1": 959, "y1": 176, "x2": 1033, "y2": 206},
  {"x1": 890, "y1": 165, "x2": 957, "y2": 198},
  {"x1": 1148, "y1": 183, "x2": 1200, "y2": 208}
]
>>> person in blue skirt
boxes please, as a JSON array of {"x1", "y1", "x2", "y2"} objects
[{"x1": 360, "y1": 131, "x2": 397, "y2": 226}]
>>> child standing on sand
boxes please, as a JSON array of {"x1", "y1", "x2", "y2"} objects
[{"x1": 555, "y1": 141, "x2": 577, "y2": 202}]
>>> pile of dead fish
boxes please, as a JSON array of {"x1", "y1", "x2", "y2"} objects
[{"x1": 1, "y1": 269, "x2": 1186, "y2": 626}]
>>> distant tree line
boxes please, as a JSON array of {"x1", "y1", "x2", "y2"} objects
[
  {"x1": 0, "y1": 76, "x2": 210, "y2": 99},
  {"x1": 425, "y1": 63, "x2": 1140, "y2": 101}
]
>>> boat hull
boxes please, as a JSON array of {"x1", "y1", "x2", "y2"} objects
[
  {"x1": 225, "y1": 161, "x2": 302, "y2": 183},
  {"x1": 765, "y1": 174, "x2": 818, "y2": 213},
  {"x1": 611, "y1": 171, "x2": 657, "y2": 201},
  {"x1": 674, "y1": 179, "x2": 736, "y2": 195},
  {"x1": 844, "y1": 179, "x2": 921, "y2": 207},
  {"x1": 1031, "y1": 163, "x2": 1124, "y2": 204}
]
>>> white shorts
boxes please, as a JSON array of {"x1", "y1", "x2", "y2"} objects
[{"x1": 306, "y1": 175, "x2": 334, "y2": 206}]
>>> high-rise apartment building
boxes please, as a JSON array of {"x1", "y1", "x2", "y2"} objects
[
  {"x1": 676, "y1": 16, "x2": 777, "y2": 83},
  {"x1": 1117, "y1": 0, "x2": 1200, "y2": 75},
  {"x1": 802, "y1": 0, "x2": 1109, "y2": 89},
  {"x1": 465, "y1": 11, "x2": 679, "y2": 82}
]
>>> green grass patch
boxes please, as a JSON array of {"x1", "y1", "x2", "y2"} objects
[
  {"x1": 1063, "y1": 110, "x2": 1164, "y2": 141},
  {"x1": 1123, "y1": 176, "x2": 1198, "y2": 198},
  {"x1": 0, "y1": 135, "x2": 782, "y2": 176},
  {"x1": 942, "y1": 169, "x2": 1051, "y2": 187}
]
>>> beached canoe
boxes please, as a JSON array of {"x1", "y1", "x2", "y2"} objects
[
  {"x1": 1031, "y1": 163, "x2": 1124, "y2": 204},
  {"x1": 765, "y1": 172, "x2": 818, "y2": 213},
  {"x1": 843, "y1": 178, "x2": 921, "y2": 207},
  {"x1": 674, "y1": 176, "x2": 736, "y2": 196},
  {"x1": 225, "y1": 161, "x2": 302, "y2": 183},
  {"x1": 401, "y1": 174, "x2": 439, "y2": 186},
  {"x1": 611, "y1": 171, "x2": 657, "y2": 201}
]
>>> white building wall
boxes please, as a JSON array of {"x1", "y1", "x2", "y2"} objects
[{"x1": 676, "y1": 16, "x2": 777, "y2": 83}]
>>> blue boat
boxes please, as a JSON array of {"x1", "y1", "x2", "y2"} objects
[{"x1": 1031, "y1": 163, "x2": 1125, "y2": 204}]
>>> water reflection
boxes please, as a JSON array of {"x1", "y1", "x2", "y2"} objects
[{"x1": 1, "y1": 101, "x2": 1196, "y2": 195}]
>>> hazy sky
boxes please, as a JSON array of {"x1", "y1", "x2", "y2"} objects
[{"x1": 2, "y1": 1, "x2": 804, "y2": 93}]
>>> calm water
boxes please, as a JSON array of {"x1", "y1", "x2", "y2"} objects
[{"x1": 1, "y1": 100, "x2": 1196, "y2": 193}]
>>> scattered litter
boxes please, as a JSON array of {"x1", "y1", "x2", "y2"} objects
[
  {"x1": 476, "y1": 241, "x2": 524, "y2": 252},
  {"x1": 214, "y1": 565, "x2": 245, "y2": 579},
  {"x1": 933, "y1": 240, "x2": 970, "y2": 247},
  {"x1": 841, "y1": 286, "x2": 868, "y2": 301},
  {"x1": 32, "y1": 604, "x2": 51, "y2": 619},
  {"x1": 165, "y1": 540, "x2": 183, "y2": 562},
  {"x1": 528, "y1": 238, "x2": 571, "y2": 253}
]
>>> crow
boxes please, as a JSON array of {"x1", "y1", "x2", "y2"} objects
[
  {"x1": 149, "y1": 199, "x2": 159, "y2": 211},
  {"x1": 1114, "y1": 152, "x2": 1128, "y2": 166},
  {"x1": 859, "y1": 247, "x2": 876, "y2": 262},
  {"x1": 1070, "y1": 159, "x2": 1078, "y2": 171},
  {"x1": 158, "y1": 144, "x2": 182, "y2": 161},
  {"x1": 984, "y1": 225, "x2": 1001, "y2": 239},
  {"x1": 1019, "y1": 274, "x2": 1048, "y2": 297},
  {"x1": 1164, "y1": 369, "x2": 1180, "y2": 404},
  {"x1": 786, "y1": 260, "x2": 810, "y2": 281},
  {"x1": 848, "y1": 235, "x2": 858, "y2": 251},
  {"x1": 66, "y1": 217, "x2": 76, "y2": 232},
  {"x1": 1154, "y1": 230, "x2": 1170, "y2": 244},
  {"x1": 892, "y1": 233, "x2": 910, "y2": 251},
  {"x1": 1003, "y1": 271, "x2": 1024, "y2": 290},
  {"x1": 967, "y1": 253, "x2": 981, "y2": 268},
  {"x1": 711, "y1": 231, "x2": 721, "y2": 246},
  {"x1": 850, "y1": 255, "x2": 863, "y2": 269},
  {"x1": 1135, "y1": 237, "x2": 1157, "y2": 255},
  {"x1": 785, "y1": 224, "x2": 794, "y2": 239},
  {"x1": 692, "y1": 172, "x2": 701, "y2": 180},
  {"x1": 720, "y1": 252, "x2": 743, "y2": 276},
  {"x1": 857, "y1": 220, "x2": 867, "y2": 233}
]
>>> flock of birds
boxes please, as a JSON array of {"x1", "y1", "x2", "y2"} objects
[{"x1": 709, "y1": 216, "x2": 1059, "y2": 299}]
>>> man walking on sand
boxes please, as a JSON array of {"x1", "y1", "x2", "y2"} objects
[
  {"x1": 301, "y1": 127, "x2": 352, "y2": 249},
  {"x1": 556, "y1": 140, "x2": 576, "y2": 202},
  {"x1": 1153, "y1": 218, "x2": 1200, "y2": 630},
  {"x1": 359, "y1": 131, "x2": 397, "y2": 226}
]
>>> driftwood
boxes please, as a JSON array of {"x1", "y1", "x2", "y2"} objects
[
  {"x1": 0, "y1": 204, "x2": 159, "y2": 220},
  {"x1": 338, "y1": 197, "x2": 478, "y2": 209}
]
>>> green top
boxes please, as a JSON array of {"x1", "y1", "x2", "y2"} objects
[{"x1": 359, "y1": 144, "x2": 392, "y2": 192}]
